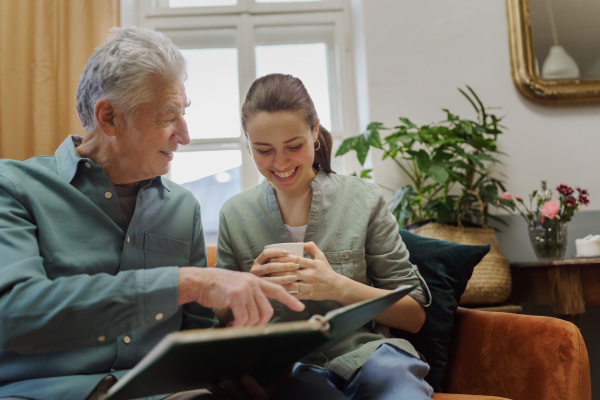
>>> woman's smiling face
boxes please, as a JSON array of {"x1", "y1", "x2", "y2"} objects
[{"x1": 246, "y1": 110, "x2": 318, "y2": 195}]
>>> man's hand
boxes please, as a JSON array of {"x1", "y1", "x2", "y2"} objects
[{"x1": 177, "y1": 267, "x2": 304, "y2": 327}]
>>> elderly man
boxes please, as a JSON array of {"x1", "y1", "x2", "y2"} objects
[{"x1": 0, "y1": 27, "x2": 307, "y2": 400}]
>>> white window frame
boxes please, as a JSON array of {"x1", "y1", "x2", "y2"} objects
[{"x1": 128, "y1": 0, "x2": 358, "y2": 189}]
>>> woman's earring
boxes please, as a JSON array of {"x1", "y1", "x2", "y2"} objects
[{"x1": 314, "y1": 139, "x2": 321, "y2": 151}]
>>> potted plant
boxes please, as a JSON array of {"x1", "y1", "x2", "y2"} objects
[
  {"x1": 335, "y1": 86, "x2": 508, "y2": 229},
  {"x1": 336, "y1": 86, "x2": 513, "y2": 305}
]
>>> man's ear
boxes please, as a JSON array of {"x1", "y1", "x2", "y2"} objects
[{"x1": 94, "y1": 99, "x2": 118, "y2": 137}]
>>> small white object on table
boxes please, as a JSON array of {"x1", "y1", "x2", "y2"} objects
[{"x1": 575, "y1": 234, "x2": 600, "y2": 258}]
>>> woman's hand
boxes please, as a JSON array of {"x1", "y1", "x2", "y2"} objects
[
  {"x1": 249, "y1": 243, "x2": 347, "y2": 298},
  {"x1": 250, "y1": 248, "x2": 302, "y2": 288},
  {"x1": 250, "y1": 242, "x2": 350, "y2": 301},
  {"x1": 291, "y1": 241, "x2": 349, "y2": 302}
]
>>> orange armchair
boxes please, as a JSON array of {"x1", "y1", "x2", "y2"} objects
[{"x1": 435, "y1": 307, "x2": 591, "y2": 400}]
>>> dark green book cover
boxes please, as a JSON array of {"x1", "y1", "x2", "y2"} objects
[{"x1": 103, "y1": 284, "x2": 417, "y2": 400}]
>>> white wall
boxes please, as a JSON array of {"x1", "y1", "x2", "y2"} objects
[
  {"x1": 350, "y1": 0, "x2": 600, "y2": 214},
  {"x1": 349, "y1": 1, "x2": 600, "y2": 392}
]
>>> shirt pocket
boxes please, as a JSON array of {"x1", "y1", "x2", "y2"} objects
[
  {"x1": 144, "y1": 232, "x2": 191, "y2": 268},
  {"x1": 323, "y1": 248, "x2": 367, "y2": 284}
]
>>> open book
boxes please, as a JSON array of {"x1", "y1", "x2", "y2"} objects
[{"x1": 103, "y1": 283, "x2": 417, "y2": 400}]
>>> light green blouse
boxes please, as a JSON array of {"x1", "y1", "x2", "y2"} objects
[{"x1": 217, "y1": 171, "x2": 431, "y2": 379}]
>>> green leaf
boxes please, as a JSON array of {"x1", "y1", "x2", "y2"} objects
[
  {"x1": 426, "y1": 162, "x2": 450, "y2": 185},
  {"x1": 389, "y1": 185, "x2": 417, "y2": 227},
  {"x1": 458, "y1": 87, "x2": 480, "y2": 116},
  {"x1": 365, "y1": 128, "x2": 383, "y2": 150},
  {"x1": 359, "y1": 168, "x2": 373, "y2": 179},
  {"x1": 478, "y1": 182, "x2": 493, "y2": 195},
  {"x1": 334, "y1": 136, "x2": 359, "y2": 156},
  {"x1": 473, "y1": 153, "x2": 497, "y2": 162},
  {"x1": 442, "y1": 109, "x2": 458, "y2": 122},
  {"x1": 366, "y1": 121, "x2": 385, "y2": 131},
  {"x1": 460, "y1": 121, "x2": 473, "y2": 134},
  {"x1": 464, "y1": 153, "x2": 485, "y2": 170},
  {"x1": 355, "y1": 134, "x2": 370, "y2": 165},
  {"x1": 465, "y1": 85, "x2": 487, "y2": 122},
  {"x1": 398, "y1": 117, "x2": 417, "y2": 129},
  {"x1": 425, "y1": 197, "x2": 456, "y2": 224},
  {"x1": 414, "y1": 150, "x2": 431, "y2": 173}
]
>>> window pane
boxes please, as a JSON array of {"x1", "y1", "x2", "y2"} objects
[
  {"x1": 181, "y1": 48, "x2": 241, "y2": 140},
  {"x1": 169, "y1": 0, "x2": 237, "y2": 7},
  {"x1": 170, "y1": 150, "x2": 242, "y2": 244},
  {"x1": 255, "y1": 28, "x2": 332, "y2": 130}
]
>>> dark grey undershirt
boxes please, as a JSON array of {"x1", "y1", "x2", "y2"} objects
[{"x1": 114, "y1": 183, "x2": 142, "y2": 229}]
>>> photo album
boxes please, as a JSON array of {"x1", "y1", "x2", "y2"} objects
[{"x1": 103, "y1": 283, "x2": 417, "y2": 400}]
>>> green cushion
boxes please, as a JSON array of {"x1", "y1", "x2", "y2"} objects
[{"x1": 393, "y1": 229, "x2": 490, "y2": 392}]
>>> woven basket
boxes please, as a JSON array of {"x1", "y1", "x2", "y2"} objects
[{"x1": 413, "y1": 192, "x2": 511, "y2": 305}]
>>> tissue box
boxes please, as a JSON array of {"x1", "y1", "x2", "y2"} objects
[{"x1": 575, "y1": 234, "x2": 600, "y2": 258}]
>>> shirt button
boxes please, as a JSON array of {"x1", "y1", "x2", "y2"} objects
[
  {"x1": 123, "y1": 336, "x2": 131, "y2": 344},
  {"x1": 343, "y1": 253, "x2": 349, "y2": 259},
  {"x1": 97, "y1": 335, "x2": 106, "y2": 342},
  {"x1": 126, "y1": 236, "x2": 131, "y2": 243},
  {"x1": 105, "y1": 192, "x2": 113, "y2": 199},
  {"x1": 155, "y1": 312, "x2": 164, "y2": 321},
  {"x1": 84, "y1": 162, "x2": 92, "y2": 168}
]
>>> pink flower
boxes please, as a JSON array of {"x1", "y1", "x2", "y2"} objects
[
  {"x1": 541, "y1": 200, "x2": 560, "y2": 219},
  {"x1": 500, "y1": 192, "x2": 512, "y2": 201}
]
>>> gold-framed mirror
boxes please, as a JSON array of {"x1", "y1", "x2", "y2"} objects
[{"x1": 506, "y1": 0, "x2": 600, "y2": 104}]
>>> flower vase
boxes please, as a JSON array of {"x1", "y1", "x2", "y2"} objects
[{"x1": 528, "y1": 220, "x2": 568, "y2": 260}]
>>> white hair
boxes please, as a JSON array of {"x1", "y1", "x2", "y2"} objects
[{"x1": 76, "y1": 26, "x2": 187, "y2": 132}]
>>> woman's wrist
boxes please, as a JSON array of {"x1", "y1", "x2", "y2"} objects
[{"x1": 330, "y1": 274, "x2": 362, "y2": 305}]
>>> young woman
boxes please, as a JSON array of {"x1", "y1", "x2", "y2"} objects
[{"x1": 216, "y1": 73, "x2": 433, "y2": 399}]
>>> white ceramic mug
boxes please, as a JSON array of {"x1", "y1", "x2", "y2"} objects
[{"x1": 264, "y1": 242, "x2": 304, "y2": 256}]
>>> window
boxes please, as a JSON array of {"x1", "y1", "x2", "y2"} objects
[{"x1": 135, "y1": 0, "x2": 357, "y2": 244}]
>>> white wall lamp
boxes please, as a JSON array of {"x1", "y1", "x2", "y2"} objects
[{"x1": 540, "y1": 0, "x2": 580, "y2": 80}]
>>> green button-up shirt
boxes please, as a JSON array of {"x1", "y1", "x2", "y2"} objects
[
  {"x1": 0, "y1": 136, "x2": 217, "y2": 400},
  {"x1": 217, "y1": 171, "x2": 430, "y2": 379}
]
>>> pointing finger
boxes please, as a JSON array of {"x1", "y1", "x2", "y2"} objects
[{"x1": 258, "y1": 279, "x2": 305, "y2": 312}]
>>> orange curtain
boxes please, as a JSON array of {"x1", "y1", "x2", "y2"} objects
[{"x1": 0, "y1": 0, "x2": 119, "y2": 160}]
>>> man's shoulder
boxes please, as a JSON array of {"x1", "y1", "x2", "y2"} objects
[
  {"x1": 0, "y1": 154, "x2": 56, "y2": 168},
  {"x1": 0, "y1": 156, "x2": 57, "y2": 182}
]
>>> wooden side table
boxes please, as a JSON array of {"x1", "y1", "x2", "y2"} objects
[{"x1": 509, "y1": 258, "x2": 600, "y2": 324}]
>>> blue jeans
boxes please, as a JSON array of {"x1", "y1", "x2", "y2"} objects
[{"x1": 275, "y1": 344, "x2": 433, "y2": 400}]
